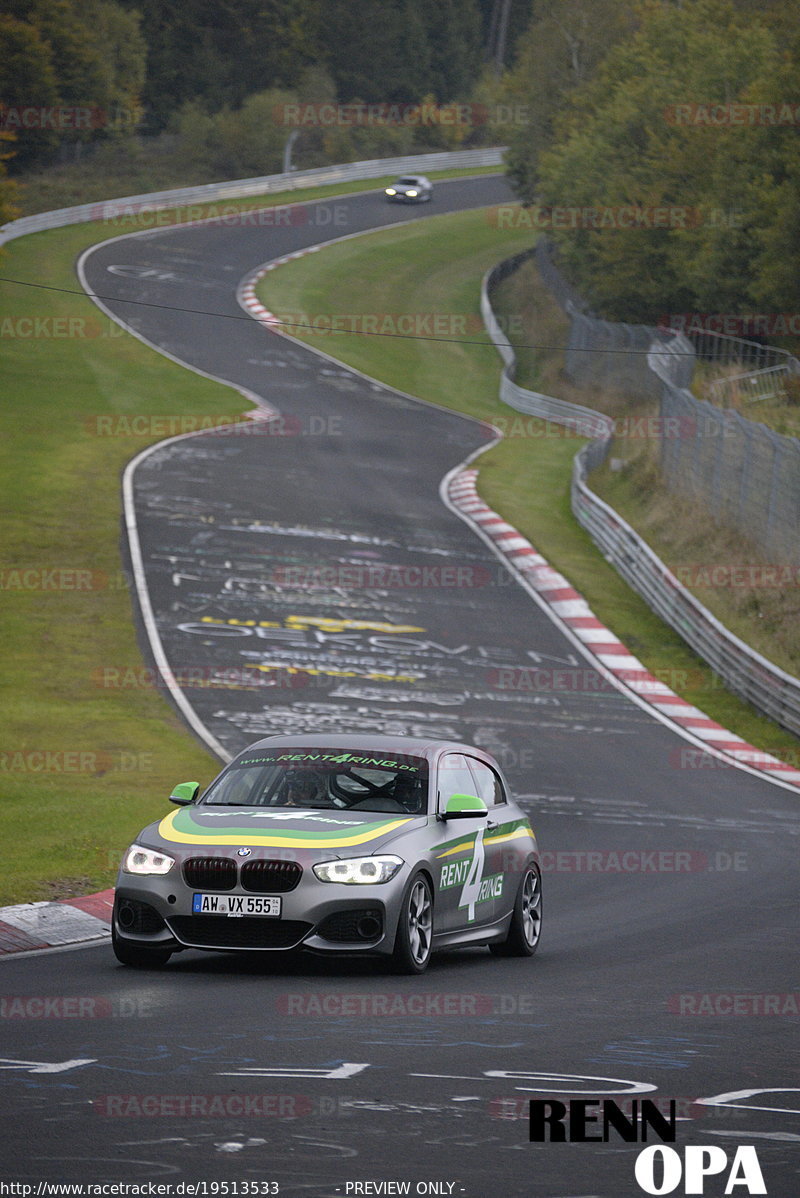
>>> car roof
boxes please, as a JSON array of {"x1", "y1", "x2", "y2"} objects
[{"x1": 239, "y1": 733, "x2": 500, "y2": 767}]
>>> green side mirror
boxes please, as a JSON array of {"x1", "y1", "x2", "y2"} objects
[
  {"x1": 442, "y1": 792, "x2": 488, "y2": 819},
  {"x1": 169, "y1": 781, "x2": 200, "y2": 806}
]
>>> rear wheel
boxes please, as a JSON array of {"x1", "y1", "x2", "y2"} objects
[
  {"x1": 489, "y1": 864, "x2": 542, "y2": 957},
  {"x1": 112, "y1": 923, "x2": 172, "y2": 968},
  {"x1": 392, "y1": 873, "x2": 433, "y2": 974}
]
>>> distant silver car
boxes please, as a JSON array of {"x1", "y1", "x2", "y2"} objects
[
  {"x1": 112, "y1": 734, "x2": 541, "y2": 974},
  {"x1": 384, "y1": 175, "x2": 433, "y2": 203}
]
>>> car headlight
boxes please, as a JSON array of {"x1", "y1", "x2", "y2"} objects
[
  {"x1": 406, "y1": 189, "x2": 418, "y2": 197},
  {"x1": 313, "y1": 855, "x2": 403, "y2": 884},
  {"x1": 385, "y1": 188, "x2": 396, "y2": 195},
  {"x1": 123, "y1": 843, "x2": 175, "y2": 876}
]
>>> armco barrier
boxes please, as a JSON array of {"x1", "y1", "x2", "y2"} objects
[
  {"x1": 481, "y1": 251, "x2": 613, "y2": 439},
  {"x1": 481, "y1": 254, "x2": 800, "y2": 739},
  {"x1": 0, "y1": 147, "x2": 506, "y2": 246}
]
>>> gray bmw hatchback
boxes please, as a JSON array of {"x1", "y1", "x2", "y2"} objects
[{"x1": 113, "y1": 734, "x2": 542, "y2": 974}]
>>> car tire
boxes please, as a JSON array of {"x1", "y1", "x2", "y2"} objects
[
  {"x1": 391, "y1": 872, "x2": 434, "y2": 974},
  {"x1": 489, "y1": 863, "x2": 542, "y2": 957},
  {"x1": 112, "y1": 923, "x2": 172, "y2": 968}
]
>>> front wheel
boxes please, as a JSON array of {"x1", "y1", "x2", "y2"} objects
[
  {"x1": 392, "y1": 873, "x2": 434, "y2": 974},
  {"x1": 489, "y1": 864, "x2": 542, "y2": 957},
  {"x1": 112, "y1": 923, "x2": 172, "y2": 968}
]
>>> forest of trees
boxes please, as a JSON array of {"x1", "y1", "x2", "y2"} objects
[
  {"x1": 1, "y1": 0, "x2": 799, "y2": 323},
  {"x1": 501, "y1": 0, "x2": 800, "y2": 322}
]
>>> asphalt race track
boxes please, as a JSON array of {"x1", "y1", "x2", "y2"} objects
[{"x1": 2, "y1": 177, "x2": 798, "y2": 1197}]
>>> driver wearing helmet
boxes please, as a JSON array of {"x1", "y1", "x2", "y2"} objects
[{"x1": 281, "y1": 769, "x2": 327, "y2": 808}]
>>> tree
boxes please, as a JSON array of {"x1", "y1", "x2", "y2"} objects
[
  {"x1": 0, "y1": 131, "x2": 22, "y2": 233},
  {"x1": 477, "y1": 0, "x2": 532, "y2": 73},
  {"x1": 0, "y1": 14, "x2": 60, "y2": 168},
  {"x1": 421, "y1": 0, "x2": 482, "y2": 101},
  {"x1": 746, "y1": 22, "x2": 800, "y2": 319},
  {"x1": 501, "y1": 0, "x2": 639, "y2": 205},
  {"x1": 0, "y1": 0, "x2": 145, "y2": 168},
  {"x1": 536, "y1": 0, "x2": 782, "y2": 321},
  {"x1": 322, "y1": 0, "x2": 431, "y2": 103},
  {"x1": 123, "y1": 0, "x2": 322, "y2": 129}
]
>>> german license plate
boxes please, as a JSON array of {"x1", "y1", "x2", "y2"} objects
[{"x1": 192, "y1": 894, "x2": 281, "y2": 917}]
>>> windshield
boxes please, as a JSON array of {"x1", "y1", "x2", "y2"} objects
[{"x1": 200, "y1": 748, "x2": 429, "y2": 815}]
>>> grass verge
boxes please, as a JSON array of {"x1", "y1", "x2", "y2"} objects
[{"x1": 257, "y1": 209, "x2": 800, "y2": 767}]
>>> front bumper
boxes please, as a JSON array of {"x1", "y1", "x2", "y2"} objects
[
  {"x1": 113, "y1": 864, "x2": 411, "y2": 955},
  {"x1": 385, "y1": 192, "x2": 426, "y2": 203}
]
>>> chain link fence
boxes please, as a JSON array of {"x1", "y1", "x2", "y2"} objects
[
  {"x1": 536, "y1": 241, "x2": 800, "y2": 565},
  {"x1": 483, "y1": 246, "x2": 800, "y2": 738}
]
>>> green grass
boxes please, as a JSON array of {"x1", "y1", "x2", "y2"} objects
[
  {"x1": 0, "y1": 222, "x2": 242, "y2": 904},
  {"x1": 258, "y1": 209, "x2": 800, "y2": 768},
  {"x1": 1, "y1": 174, "x2": 509, "y2": 905}
]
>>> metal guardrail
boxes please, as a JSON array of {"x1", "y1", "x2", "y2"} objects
[
  {"x1": 0, "y1": 147, "x2": 506, "y2": 246},
  {"x1": 481, "y1": 252, "x2": 800, "y2": 738},
  {"x1": 481, "y1": 252, "x2": 613, "y2": 439}
]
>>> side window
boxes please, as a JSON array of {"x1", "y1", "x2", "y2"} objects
[
  {"x1": 465, "y1": 758, "x2": 507, "y2": 807},
  {"x1": 438, "y1": 753, "x2": 480, "y2": 812}
]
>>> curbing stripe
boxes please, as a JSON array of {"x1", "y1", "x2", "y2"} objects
[
  {"x1": 446, "y1": 468, "x2": 800, "y2": 793},
  {"x1": 0, "y1": 891, "x2": 113, "y2": 958}
]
